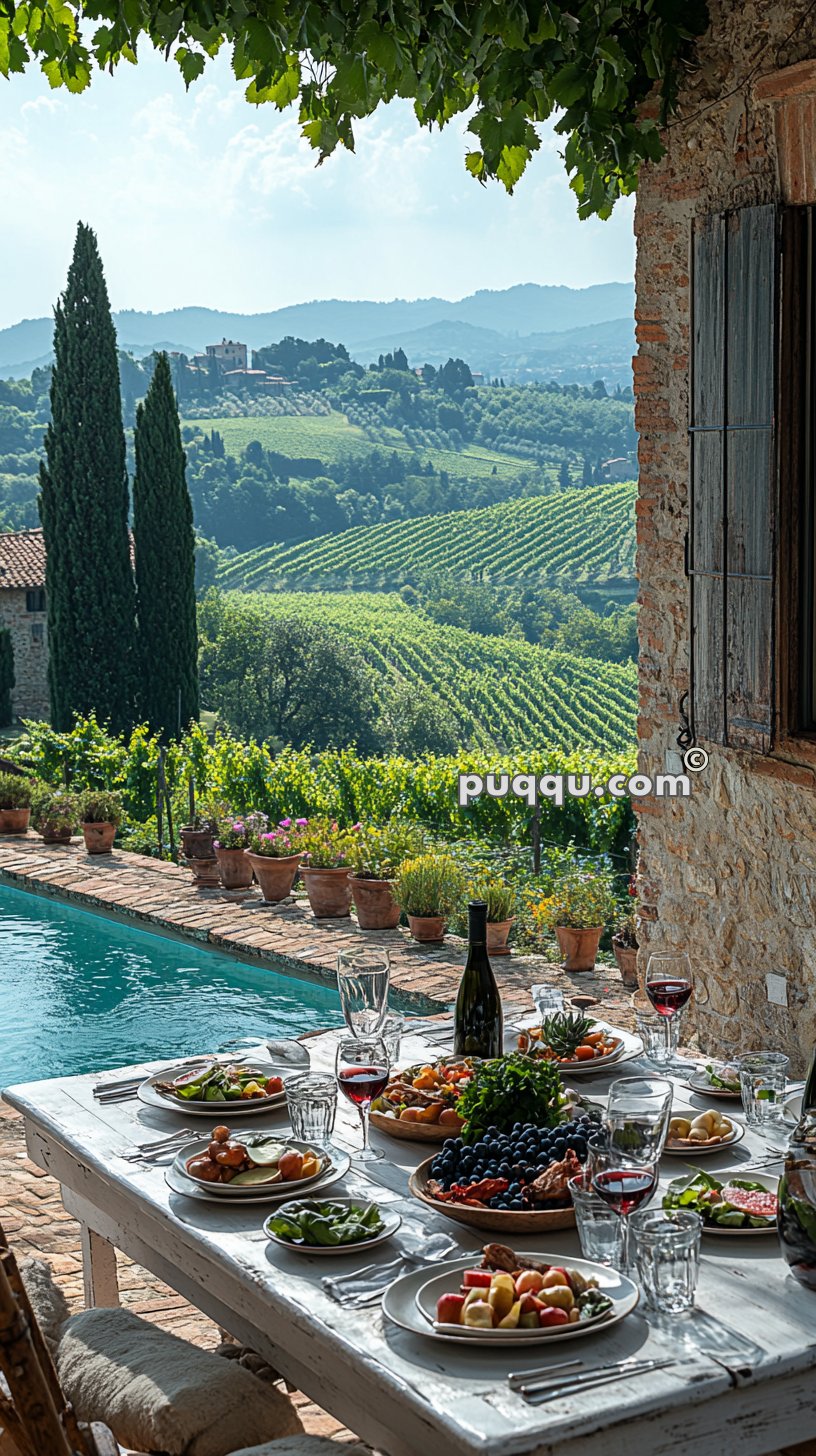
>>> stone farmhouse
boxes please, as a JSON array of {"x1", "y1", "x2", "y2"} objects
[{"x1": 0, "y1": 529, "x2": 48, "y2": 720}]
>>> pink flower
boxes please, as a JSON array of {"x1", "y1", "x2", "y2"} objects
[
  {"x1": 296, "y1": 817, "x2": 308, "y2": 826},
  {"x1": 351, "y1": 822, "x2": 362, "y2": 831},
  {"x1": 279, "y1": 817, "x2": 292, "y2": 828}
]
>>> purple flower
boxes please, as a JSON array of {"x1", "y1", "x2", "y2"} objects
[
  {"x1": 296, "y1": 817, "x2": 308, "y2": 827},
  {"x1": 279, "y1": 817, "x2": 292, "y2": 828}
]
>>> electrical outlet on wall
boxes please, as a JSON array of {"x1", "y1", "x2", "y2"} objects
[{"x1": 766, "y1": 973, "x2": 788, "y2": 1008}]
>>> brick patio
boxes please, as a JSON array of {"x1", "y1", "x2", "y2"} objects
[{"x1": 0, "y1": 833, "x2": 636, "y2": 1446}]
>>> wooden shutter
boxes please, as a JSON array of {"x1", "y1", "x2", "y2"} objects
[{"x1": 689, "y1": 205, "x2": 777, "y2": 751}]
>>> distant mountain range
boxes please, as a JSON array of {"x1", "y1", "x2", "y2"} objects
[{"x1": 0, "y1": 281, "x2": 635, "y2": 385}]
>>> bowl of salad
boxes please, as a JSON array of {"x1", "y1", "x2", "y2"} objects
[
  {"x1": 663, "y1": 1168, "x2": 778, "y2": 1233},
  {"x1": 265, "y1": 1198, "x2": 401, "y2": 1254},
  {"x1": 138, "y1": 1059, "x2": 290, "y2": 1115}
]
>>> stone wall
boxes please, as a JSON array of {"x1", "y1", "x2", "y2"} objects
[
  {"x1": 634, "y1": 0, "x2": 816, "y2": 1073},
  {"x1": 0, "y1": 588, "x2": 49, "y2": 719}
]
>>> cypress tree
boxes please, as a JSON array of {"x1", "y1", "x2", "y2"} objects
[
  {"x1": 132, "y1": 352, "x2": 199, "y2": 738},
  {"x1": 0, "y1": 629, "x2": 15, "y2": 726},
  {"x1": 38, "y1": 222, "x2": 136, "y2": 732}
]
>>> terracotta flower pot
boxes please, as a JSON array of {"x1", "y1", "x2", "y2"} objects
[
  {"x1": 180, "y1": 826, "x2": 216, "y2": 860},
  {"x1": 40, "y1": 828, "x2": 72, "y2": 845},
  {"x1": 186, "y1": 856, "x2": 221, "y2": 888},
  {"x1": 246, "y1": 850, "x2": 301, "y2": 903},
  {"x1": 350, "y1": 875, "x2": 401, "y2": 930},
  {"x1": 613, "y1": 942, "x2": 640, "y2": 989},
  {"x1": 216, "y1": 845, "x2": 254, "y2": 890},
  {"x1": 0, "y1": 808, "x2": 30, "y2": 835},
  {"x1": 486, "y1": 918, "x2": 514, "y2": 956},
  {"x1": 555, "y1": 924, "x2": 603, "y2": 972},
  {"x1": 82, "y1": 821, "x2": 116, "y2": 855},
  {"x1": 407, "y1": 913, "x2": 447, "y2": 944},
  {"x1": 301, "y1": 865, "x2": 352, "y2": 918}
]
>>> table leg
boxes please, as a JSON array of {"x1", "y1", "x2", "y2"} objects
[{"x1": 77, "y1": 1221, "x2": 119, "y2": 1309}]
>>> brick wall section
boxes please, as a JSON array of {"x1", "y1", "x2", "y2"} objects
[
  {"x1": 634, "y1": 0, "x2": 816, "y2": 1071},
  {"x1": 0, "y1": 589, "x2": 48, "y2": 719}
]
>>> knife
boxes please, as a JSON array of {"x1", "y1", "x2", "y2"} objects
[{"x1": 517, "y1": 1357, "x2": 675, "y2": 1403}]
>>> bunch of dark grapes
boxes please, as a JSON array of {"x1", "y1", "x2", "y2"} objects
[{"x1": 429, "y1": 1119, "x2": 592, "y2": 1210}]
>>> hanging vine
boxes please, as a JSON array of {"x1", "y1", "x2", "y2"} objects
[{"x1": 0, "y1": 1, "x2": 709, "y2": 216}]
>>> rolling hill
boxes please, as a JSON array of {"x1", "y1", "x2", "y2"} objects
[
  {"x1": 225, "y1": 590, "x2": 637, "y2": 751},
  {"x1": 218, "y1": 481, "x2": 637, "y2": 593},
  {"x1": 0, "y1": 281, "x2": 635, "y2": 383}
]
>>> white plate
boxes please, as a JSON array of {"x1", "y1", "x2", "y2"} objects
[
  {"x1": 686, "y1": 1067, "x2": 742, "y2": 1099},
  {"x1": 165, "y1": 1148, "x2": 351, "y2": 1204},
  {"x1": 382, "y1": 1253, "x2": 638, "y2": 1347},
  {"x1": 785, "y1": 1092, "x2": 803, "y2": 1123},
  {"x1": 264, "y1": 1198, "x2": 402, "y2": 1255},
  {"x1": 516, "y1": 1021, "x2": 643, "y2": 1079},
  {"x1": 173, "y1": 1135, "x2": 330, "y2": 1197},
  {"x1": 138, "y1": 1059, "x2": 294, "y2": 1116},
  {"x1": 663, "y1": 1118, "x2": 746, "y2": 1157}
]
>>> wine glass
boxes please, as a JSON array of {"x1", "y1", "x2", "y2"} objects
[
  {"x1": 645, "y1": 951, "x2": 693, "y2": 1068},
  {"x1": 335, "y1": 1035, "x2": 389, "y2": 1161},
  {"x1": 592, "y1": 1076, "x2": 673, "y2": 1269},
  {"x1": 337, "y1": 950, "x2": 390, "y2": 1036}
]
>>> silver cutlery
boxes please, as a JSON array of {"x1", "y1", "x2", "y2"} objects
[
  {"x1": 515, "y1": 1357, "x2": 675, "y2": 1404},
  {"x1": 117, "y1": 1131, "x2": 195, "y2": 1162},
  {"x1": 508, "y1": 1358, "x2": 585, "y2": 1389}
]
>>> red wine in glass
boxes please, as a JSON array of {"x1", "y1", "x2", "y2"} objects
[
  {"x1": 338, "y1": 1065, "x2": 389, "y2": 1107},
  {"x1": 594, "y1": 1167, "x2": 657, "y2": 1216},
  {"x1": 646, "y1": 978, "x2": 692, "y2": 1018}
]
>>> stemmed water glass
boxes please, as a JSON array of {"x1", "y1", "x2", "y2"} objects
[
  {"x1": 337, "y1": 950, "x2": 390, "y2": 1036},
  {"x1": 645, "y1": 951, "x2": 693, "y2": 1069},
  {"x1": 335, "y1": 1035, "x2": 390, "y2": 1162},
  {"x1": 591, "y1": 1075, "x2": 673, "y2": 1270}
]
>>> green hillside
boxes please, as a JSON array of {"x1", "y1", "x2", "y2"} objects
[
  {"x1": 183, "y1": 410, "x2": 542, "y2": 483},
  {"x1": 219, "y1": 481, "x2": 637, "y2": 593},
  {"x1": 225, "y1": 590, "x2": 637, "y2": 750}
]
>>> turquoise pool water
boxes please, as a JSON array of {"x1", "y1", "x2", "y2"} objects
[{"x1": 0, "y1": 883, "x2": 344, "y2": 1088}]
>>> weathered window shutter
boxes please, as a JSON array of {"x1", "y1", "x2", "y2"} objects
[{"x1": 689, "y1": 205, "x2": 777, "y2": 751}]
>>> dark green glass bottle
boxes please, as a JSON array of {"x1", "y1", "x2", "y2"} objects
[
  {"x1": 779, "y1": 1046, "x2": 816, "y2": 1289},
  {"x1": 453, "y1": 900, "x2": 504, "y2": 1058}
]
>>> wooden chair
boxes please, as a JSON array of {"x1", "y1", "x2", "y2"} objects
[{"x1": 0, "y1": 1220, "x2": 116, "y2": 1456}]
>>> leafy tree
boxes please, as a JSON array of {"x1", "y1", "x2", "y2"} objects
[
  {"x1": 378, "y1": 680, "x2": 462, "y2": 756},
  {"x1": 438, "y1": 357, "x2": 474, "y2": 398},
  {"x1": 0, "y1": 628, "x2": 14, "y2": 726},
  {"x1": 582, "y1": 456, "x2": 594, "y2": 488},
  {"x1": 198, "y1": 592, "x2": 383, "y2": 751},
  {"x1": 38, "y1": 222, "x2": 136, "y2": 733},
  {"x1": 132, "y1": 352, "x2": 200, "y2": 739},
  {"x1": 1, "y1": 3, "x2": 709, "y2": 215},
  {"x1": 559, "y1": 461, "x2": 571, "y2": 491}
]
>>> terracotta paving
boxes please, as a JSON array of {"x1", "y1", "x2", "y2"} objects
[{"x1": 0, "y1": 833, "x2": 636, "y2": 1447}]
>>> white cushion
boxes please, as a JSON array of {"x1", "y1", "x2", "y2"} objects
[{"x1": 57, "y1": 1308, "x2": 303, "y2": 1456}]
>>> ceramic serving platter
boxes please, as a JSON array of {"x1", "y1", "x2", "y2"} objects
[
  {"x1": 663, "y1": 1118, "x2": 746, "y2": 1157},
  {"x1": 264, "y1": 1198, "x2": 402, "y2": 1255},
  {"x1": 686, "y1": 1067, "x2": 742, "y2": 1099},
  {"x1": 382, "y1": 1252, "x2": 638, "y2": 1347},
  {"x1": 172, "y1": 1135, "x2": 330, "y2": 1197},
  {"x1": 137, "y1": 1060, "x2": 294, "y2": 1116},
  {"x1": 165, "y1": 1147, "x2": 351, "y2": 1204},
  {"x1": 516, "y1": 1021, "x2": 644, "y2": 1078}
]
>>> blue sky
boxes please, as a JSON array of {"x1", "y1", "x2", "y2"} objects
[{"x1": 0, "y1": 49, "x2": 636, "y2": 329}]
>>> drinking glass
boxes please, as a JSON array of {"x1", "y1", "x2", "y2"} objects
[
  {"x1": 590, "y1": 1131, "x2": 658, "y2": 1273},
  {"x1": 335, "y1": 1035, "x2": 389, "y2": 1161},
  {"x1": 337, "y1": 950, "x2": 390, "y2": 1036},
  {"x1": 286, "y1": 1074, "x2": 337, "y2": 1146},
  {"x1": 635, "y1": 1006, "x2": 685, "y2": 1067},
  {"x1": 606, "y1": 1075, "x2": 674, "y2": 1162},
  {"x1": 644, "y1": 952, "x2": 694, "y2": 1068},
  {"x1": 568, "y1": 1172, "x2": 624, "y2": 1266},
  {"x1": 738, "y1": 1051, "x2": 789, "y2": 1126},
  {"x1": 380, "y1": 1013, "x2": 404, "y2": 1064},
  {"x1": 633, "y1": 1210, "x2": 702, "y2": 1313},
  {"x1": 531, "y1": 984, "x2": 564, "y2": 1020}
]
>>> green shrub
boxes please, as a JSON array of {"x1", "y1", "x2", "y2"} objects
[
  {"x1": 394, "y1": 854, "x2": 465, "y2": 918},
  {"x1": 78, "y1": 789, "x2": 123, "y2": 826},
  {"x1": 32, "y1": 789, "x2": 77, "y2": 836},
  {"x1": 0, "y1": 771, "x2": 34, "y2": 809},
  {"x1": 469, "y1": 877, "x2": 516, "y2": 924}
]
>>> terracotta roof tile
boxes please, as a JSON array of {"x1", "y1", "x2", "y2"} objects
[{"x1": 0, "y1": 530, "x2": 46, "y2": 589}]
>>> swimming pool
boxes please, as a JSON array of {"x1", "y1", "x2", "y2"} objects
[{"x1": 0, "y1": 882, "x2": 345, "y2": 1088}]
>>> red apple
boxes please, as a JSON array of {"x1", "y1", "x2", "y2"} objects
[{"x1": 436, "y1": 1293, "x2": 466, "y2": 1325}]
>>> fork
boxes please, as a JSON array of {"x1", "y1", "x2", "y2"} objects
[{"x1": 117, "y1": 1129, "x2": 195, "y2": 1161}]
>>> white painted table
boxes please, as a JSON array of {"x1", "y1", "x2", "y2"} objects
[{"x1": 4, "y1": 1031, "x2": 816, "y2": 1456}]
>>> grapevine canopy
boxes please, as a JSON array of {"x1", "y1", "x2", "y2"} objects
[{"x1": 0, "y1": 1, "x2": 709, "y2": 217}]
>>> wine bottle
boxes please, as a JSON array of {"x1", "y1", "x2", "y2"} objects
[
  {"x1": 453, "y1": 900, "x2": 504, "y2": 1058},
  {"x1": 778, "y1": 1045, "x2": 816, "y2": 1289}
]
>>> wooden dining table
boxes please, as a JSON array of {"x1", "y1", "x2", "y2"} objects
[{"x1": 4, "y1": 1023, "x2": 816, "y2": 1456}]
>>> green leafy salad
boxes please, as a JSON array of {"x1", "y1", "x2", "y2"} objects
[
  {"x1": 663, "y1": 1169, "x2": 778, "y2": 1229},
  {"x1": 266, "y1": 1200, "x2": 386, "y2": 1248}
]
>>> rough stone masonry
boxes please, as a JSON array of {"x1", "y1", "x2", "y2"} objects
[{"x1": 634, "y1": 0, "x2": 816, "y2": 1072}]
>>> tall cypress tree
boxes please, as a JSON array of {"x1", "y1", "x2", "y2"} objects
[
  {"x1": 132, "y1": 352, "x2": 199, "y2": 738},
  {"x1": 38, "y1": 222, "x2": 136, "y2": 732}
]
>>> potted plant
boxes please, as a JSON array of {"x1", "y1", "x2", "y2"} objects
[
  {"x1": 213, "y1": 813, "x2": 263, "y2": 890},
  {"x1": 245, "y1": 819, "x2": 307, "y2": 903},
  {"x1": 532, "y1": 870, "x2": 616, "y2": 972},
  {"x1": 612, "y1": 908, "x2": 639, "y2": 989},
  {"x1": 0, "y1": 772, "x2": 35, "y2": 834},
  {"x1": 180, "y1": 812, "x2": 218, "y2": 861},
  {"x1": 394, "y1": 853, "x2": 465, "y2": 943},
  {"x1": 470, "y1": 877, "x2": 516, "y2": 956},
  {"x1": 77, "y1": 790, "x2": 123, "y2": 855},
  {"x1": 298, "y1": 818, "x2": 358, "y2": 918},
  {"x1": 349, "y1": 823, "x2": 426, "y2": 930},
  {"x1": 32, "y1": 789, "x2": 77, "y2": 845}
]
